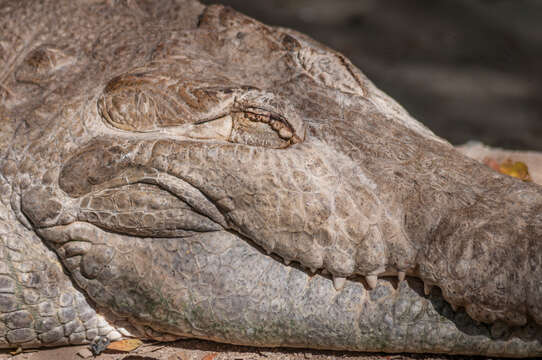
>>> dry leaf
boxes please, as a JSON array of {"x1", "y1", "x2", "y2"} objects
[
  {"x1": 483, "y1": 157, "x2": 532, "y2": 182},
  {"x1": 106, "y1": 338, "x2": 143, "y2": 352},
  {"x1": 483, "y1": 157, "x2": 500, "y2": 172},
  {"x1": 498, "y1": 159, "x2": 532, "y2": 182},
  {"x1": 201, "y1": 353, "x2": 218, "y2": 360},
  {"x1": 9, "y1": 346, "x2": 22, "y2": 355}
]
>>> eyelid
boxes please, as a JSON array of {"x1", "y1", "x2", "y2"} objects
[
  {"x1": 184, "y1": 115, "x2": 232, "y2": 140},
  {"x1": 234, "y1": 90, "x2": 306, "y2": 142}
]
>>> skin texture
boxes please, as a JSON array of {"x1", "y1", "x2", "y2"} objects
[{"x1": 0, "y1": 0, "x2": 542, "y2": 357}]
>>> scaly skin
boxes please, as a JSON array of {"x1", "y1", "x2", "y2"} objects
[{"x1": 0, "y1": 0, "x2": 542, "y2": 356}]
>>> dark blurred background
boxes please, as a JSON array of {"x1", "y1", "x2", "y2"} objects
[{"x1": 201, "y1": 0, "x2": 542, "y2": 151}]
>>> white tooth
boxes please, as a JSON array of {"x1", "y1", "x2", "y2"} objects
[
  {"x1": 365, "y1": 275, "x2": 377, "y2": 289},
  {"x1": 310, "y1": 267, "x2": 317, "y2": 274},
  {"x1": 332, "y1": 276, "x2": 346, "y2": 291},
  {"x1": 398, "y1": 271, "x2": 406, "y2": 282},
  {"x1": 284, "y1": 259, "x2": 291, "y2": 265},
  {"x1": 278, "y1": 127, "x2": 293, "y2": 139},
  {"x1": 424, "y1": 283, "x2": 433, "y2": 296}
]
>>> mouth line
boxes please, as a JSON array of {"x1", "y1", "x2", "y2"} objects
[
  {"x1": 140, "y1": 172, "x2": 228, "y2": 228},
  {"x1": 39, "y1": 215, "x2": 472, "y2": 323}
]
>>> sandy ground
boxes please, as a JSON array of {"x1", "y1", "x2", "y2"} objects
[{"x1": 0, "y1": 339, "x2": 508, "y2": 360}]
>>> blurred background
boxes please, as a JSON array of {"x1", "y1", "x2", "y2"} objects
[{"x1": 201, "y1": 0, "x2": 542, "y2": 151}]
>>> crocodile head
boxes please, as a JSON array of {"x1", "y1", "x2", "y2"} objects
[{"x1": 3, "y1": 1, "x2": 542, "y2": 355}]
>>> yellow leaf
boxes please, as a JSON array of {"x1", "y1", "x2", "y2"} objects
[
  {"x1": 498, "y1": 159, "x2": 532, "y2": 182},
  {"x1": 106, "y1": 338, "x2": 143, "y2": 352}
]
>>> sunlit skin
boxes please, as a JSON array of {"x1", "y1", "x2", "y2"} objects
[{"x1": 1, "y1": 0, "x2": 542, "y2": 356}]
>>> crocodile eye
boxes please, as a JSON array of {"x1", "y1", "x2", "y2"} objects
[
  {"x1": 231, "y1": 108, "x2": 300, "y2": 148},
  {"x1": 98, "y1": 72, "x2": 305, "y2": 148},
  {"x1": 191, "y1": 107, "x2": 302, "y2": 149}
]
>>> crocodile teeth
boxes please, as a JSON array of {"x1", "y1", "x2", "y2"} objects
[
  {"x1": 424, "y1": 283, "x2": 433, "y2": 296},
  {"x1": 398, "y1": 271, "x2": 406, "y2": 282},
  {"x1": 284, "y1": 259, "x2": 291, "y2": 265},
  {"x1": 333, "y1": 276, "x2": 346, "y2": 291},
  {"x1": 365, "y1": 275, "x2": 377, "y2": 289}
]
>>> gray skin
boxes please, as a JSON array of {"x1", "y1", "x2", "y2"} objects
[{"x1": 1, "y1": 0, "x2": 542, "y2": 357}]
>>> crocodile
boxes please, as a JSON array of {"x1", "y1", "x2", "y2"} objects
[{"x1": 1, "y1": 0, "x2": 542, "y2": 357}]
